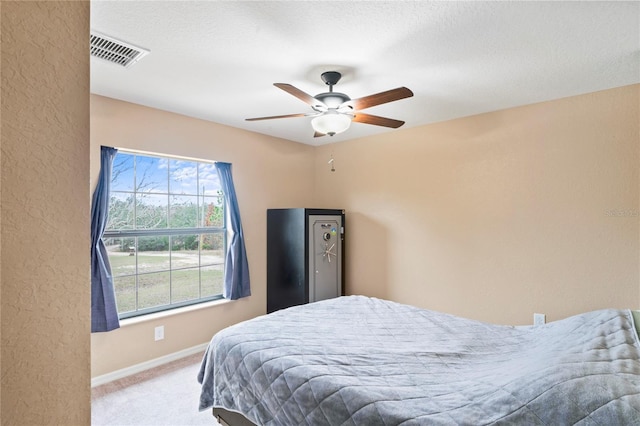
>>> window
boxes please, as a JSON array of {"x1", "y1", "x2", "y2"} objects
[{"x1": 104, "y1": 151, "x2": 225, "y2": 318}]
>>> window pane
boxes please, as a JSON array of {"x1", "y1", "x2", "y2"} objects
[
  {"x1": 202, "y1": 196, "x2": 224, "y2": 227},
  {"x1": 202, "y1": 265, "x2": 224, "y2": 298},
  {"x1": 138, "y1": 271, "x2": 170, "y2": 310},
  {"x1": 198, "y1": 163, "x2": 221, "y2": 195},
  {"x1": 171, "y1": 267, "x2": 200, "y2": 303},
  {"x1": 169, "y1": 159, "x2": 198, "y2": 195},
  {"x1": 171, "y1": 235, "x2": 199, "y2": 268},
  {"x1": 105, "y1": 237, "x2": 136, "y2": 276},
  {"x1": 114, "y1": 275, "x2": 136, "y2": 314},
  {"x1": 169, "y1": 195, "x2": 198, "y2": 228},
  {"x1": 111, "y1": 153, "x2": 135, "y2": 192},
  {"x1": 137, "y1": 236, "x2": 170, "y2": 273},
  {"x1": 201, "y1": 235, "x2": 225, "y2": 265},
  {"x1": 136, "y1": 193, "x2": 168, "y2": 229},
  {"x1": 136, "y1": 156, "x2": 168, "y2": 194},
  {"x1": 107, "y1": 151, "x2": 227, "y2": 318},
  {"x1": 107, "y1": 193, "x2": 134, "y2": 230}
]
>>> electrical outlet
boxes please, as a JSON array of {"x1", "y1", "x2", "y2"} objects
[
  {"x1": 533, "y1": 313, "x2": 546, "y2": 326},
  {"x1": 154, "y1": 325, "x2": 164, "y2": 341}
]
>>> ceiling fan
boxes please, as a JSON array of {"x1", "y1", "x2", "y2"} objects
[{"x1": 246, "y1": 71, "x2": 414, "y2": 137}]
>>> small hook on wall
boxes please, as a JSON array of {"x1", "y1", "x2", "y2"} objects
[{"x1": 328, "y1": 155, "x2": 335, "y2": 172}]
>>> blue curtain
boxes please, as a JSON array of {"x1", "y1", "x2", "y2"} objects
[
  {"x1": 216, "y1": 162, "x2": 251, "y2": 300},
  {"x1": 91, "y1": 146, "x2": 120, "y2": 332}
]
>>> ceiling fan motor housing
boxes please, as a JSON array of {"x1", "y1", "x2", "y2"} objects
[
  {"x1": 314, "y1": 92, "x2": 351, "y2": 110},
  {"x1": 315, "y1": 71, "x2": 351, "y2": 110}
]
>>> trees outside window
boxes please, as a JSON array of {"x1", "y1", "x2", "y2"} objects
[{"x1": 104, "y1": 151, "x2": 225, "y2": 318}]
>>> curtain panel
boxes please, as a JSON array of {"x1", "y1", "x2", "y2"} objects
[
  {"x1": 216, "y1": 162, "x2": 251, "y2": 300},
  {"x1": 91, "y1": 146, "x2": 120, "y2": 332}
]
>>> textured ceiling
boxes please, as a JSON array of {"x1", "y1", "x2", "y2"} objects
[{"x1": 90, "y1": 1, "x2": 640, "y2": 146}]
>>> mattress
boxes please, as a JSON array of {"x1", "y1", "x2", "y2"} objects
[{"x1": 198, "y1": 296, "x2": 640, "y2": 425}]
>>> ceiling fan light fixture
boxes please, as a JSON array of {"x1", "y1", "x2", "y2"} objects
[
  {"x1": 246, "y1": 71, "x2": 413, "y2": 138},
  {"x1": 311, "y1": 111, "x2": 351, "y2": 136}
]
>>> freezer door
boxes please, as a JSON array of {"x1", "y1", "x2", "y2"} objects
[{"x1": 308, "y1": 215, "x2": 342, "y2": 302}]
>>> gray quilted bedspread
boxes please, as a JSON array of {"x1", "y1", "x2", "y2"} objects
[{"x1": 198, "y1": 296, "x2": 640, "y2": 425}]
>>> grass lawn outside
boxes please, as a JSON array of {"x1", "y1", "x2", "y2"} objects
[{"x1": 108, "y1": 250, "x2": 224, "y2": 314}]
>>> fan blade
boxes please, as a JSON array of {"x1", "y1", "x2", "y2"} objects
[
  {"x1": 274, "y1": 83, "x2": 326, "y2": 109},
  {"x1": 246, "y1": 113, "x2": 313, "y2": 121},
  {"x1": 353, "y1": 113, "x2": 405, "y2": 128},
  {"x1": 350, "y1": 87, "x2": 413, "y2": 110},
  {"x1": 314, "y1": 131, "x2": 326, "y2": 138}
]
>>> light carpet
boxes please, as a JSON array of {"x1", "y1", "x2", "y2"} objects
[{"x1": 92, "y1": 353, "x2": 218, "y2": 426}]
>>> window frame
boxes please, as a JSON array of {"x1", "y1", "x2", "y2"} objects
[{"x1": 104, "y1": 150, "x2": 226, "y2": 319}]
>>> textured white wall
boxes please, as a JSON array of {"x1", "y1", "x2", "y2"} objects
[{"x1": 1, "y1": 1, "x2": 90, "y2": 423}]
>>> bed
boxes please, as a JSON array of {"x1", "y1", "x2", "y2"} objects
[{"x1": 198, "y1": 296, "x2": 640, "y2": 425}]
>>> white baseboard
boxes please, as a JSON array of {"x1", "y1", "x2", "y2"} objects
[{"x1": 91, "y1": 342, "x2": 209, "y2": 388}]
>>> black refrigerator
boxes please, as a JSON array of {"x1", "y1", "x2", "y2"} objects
[{"x1": 267, "y1": 208, "x2": 345, "y2": 313}]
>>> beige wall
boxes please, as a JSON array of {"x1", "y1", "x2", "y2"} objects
[
  {"x1": 0, "y1": 0, "x2": 637, "y2": 415},
  {"x1": 315, "y1": 85, "x2": 640, "y2": 325},
  {"x1": 1, "y1": 0, "x2": 3, "y2": 412},
  {"x1": 1, "y1": 1, "x2": 90, "y2": 424},
  {"x1": 92, "y1": 85, "x2": 640, "y2": 378},
  {"x1": 1, "y1": 0, "x2": 3, "y2": 413},
  {"x1": 90, "y1": 95, "x2": 316, "y2": 376}
]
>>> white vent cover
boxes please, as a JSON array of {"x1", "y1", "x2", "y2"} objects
[{"x1": 90, "y1": 31, "x2": 149, "y2": 68}]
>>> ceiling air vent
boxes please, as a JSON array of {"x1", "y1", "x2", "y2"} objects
[{"x1": 90, "y1": 31, "x2": 149, "y2": 68}]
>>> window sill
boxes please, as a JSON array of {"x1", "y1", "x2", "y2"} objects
[{"x1": 119, "y1": 298, "x2": 233, "y2": 327}]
